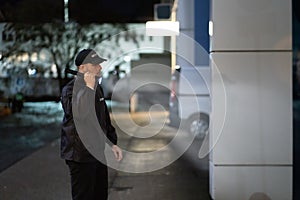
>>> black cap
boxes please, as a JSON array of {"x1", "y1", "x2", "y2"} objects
[{"x1": 75, "y1": 49, "x2": 107, "y2": 66}]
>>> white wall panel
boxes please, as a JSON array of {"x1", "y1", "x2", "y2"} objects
[
  {"x1": 211, "y1": 52, "x2": 292, "y2": 165},
  {"x1": 210, "y1": 0, "x2": 292, "y2": 51},
  {"x1": 213, "y1": 166, "x2": 292, "y2": 200}
]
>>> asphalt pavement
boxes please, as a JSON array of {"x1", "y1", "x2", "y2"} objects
[
  {"x1": 0, "y1": 102, "x2": 211, "y2": 200},
  {"x1": 0, "y1": 102, "x2": 63, "y2": 172}
]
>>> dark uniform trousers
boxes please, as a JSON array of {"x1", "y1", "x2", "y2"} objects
[{"x1": 66, "y1": 160, "x2": 108, "y2": 200}]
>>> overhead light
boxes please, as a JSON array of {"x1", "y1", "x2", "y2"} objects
[
  {"x1": 209, "y1": 21, "x2": 213, "y2": 37},
  {"x1": 146, "y1": 21, "x2": 179, "y2": 36}
]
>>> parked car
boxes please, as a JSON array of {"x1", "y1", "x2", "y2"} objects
[{"x1": 169, "y1": 66, "x2": 211, "y2": 139}]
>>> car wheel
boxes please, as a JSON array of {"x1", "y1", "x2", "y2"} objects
[{"x1": 188, "y1": 114, "x2": 209, "y2": 139}]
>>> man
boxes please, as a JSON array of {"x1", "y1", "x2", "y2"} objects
[{"x1": 61, "y1": 49, "x2": 122, "y2": 200}]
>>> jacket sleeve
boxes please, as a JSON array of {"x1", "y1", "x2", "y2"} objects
[
  {"x1": 72, "y1": 85, "x2": 95, "y2": 121},
  {"x1": 61, "y1": 85, "x2": 73, "y2": 120},
  {"x1": 105, "y1": 103, "x2": 118, "y2": 145},
  {"x1": 61, "y1": 81, "x2": 77, "y2": 141}
]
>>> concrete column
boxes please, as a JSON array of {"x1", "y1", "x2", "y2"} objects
[{"x1": 209, "y1": 0, "x2": 292, "y2": 199}]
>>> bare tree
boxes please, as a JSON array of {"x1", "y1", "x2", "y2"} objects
[{"x1": 0, "y1": 22, "x2": 137, "y2": 89}]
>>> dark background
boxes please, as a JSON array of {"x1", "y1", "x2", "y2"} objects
[{"x1": 0, "y1": 0, "x2": 161, "y2": 23}]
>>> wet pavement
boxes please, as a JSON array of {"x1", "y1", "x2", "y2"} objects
[{"x1": 0, "y1": 102, "x2": 211, "y2": 200}]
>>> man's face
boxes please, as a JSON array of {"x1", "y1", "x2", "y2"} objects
[{"x1": 81, "y1": 63, "x2": 102, "y2": 76}]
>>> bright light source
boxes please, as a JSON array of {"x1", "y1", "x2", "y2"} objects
[
  {"x1": 209, "y1": 21, "x2": 213, "y2": 37},
  {"x1": 28, "y1": 68, "x2": 37, "y2": 76},
  {"x1": 31, "y1": 53, "x2": 38, "y2": 62},
  {"x1": 51, "y1": 64, "x2": 57, "y2": 72},
  {"x1": 22, "y1": 54, "x2": 29, "y2": 62},
  {"x1": 51, "y1": 64, "x2": 58, "y2": 77},
  {"x1": 175, "y1": 65, "x2": 181, "y2": 70},
  {"x1": 146, "y1": 21, "x2": 179, "y2": 36},
  {"x1": 124, "y1": 56, "x2": 131, "y2": 62},
  {"x1": 64, "y1": 0, "x2": 69, "y2": 23}
]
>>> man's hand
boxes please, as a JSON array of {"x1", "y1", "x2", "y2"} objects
[
  {"x1": 84, "y1": 72, "x2": 96, "y2": 90},
  {"x1": 112, "y1": 145, "x2": 123, "y2": 161}
]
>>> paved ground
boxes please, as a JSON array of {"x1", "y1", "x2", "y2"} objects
[
  {"x1": 0, "y1": 102, "x2": 63, "y2": 172},
  {"x1": 0, "y1": 102, "x2": 211, "y2": 200}
]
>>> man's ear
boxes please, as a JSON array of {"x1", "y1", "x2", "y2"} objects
[{"x1": 78, "y1": 65, "x2": 85, "y2": 72}]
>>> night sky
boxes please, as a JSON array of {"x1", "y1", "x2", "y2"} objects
[{"x1": 0, "y1": 0, "x2": 161, "y2": 23}]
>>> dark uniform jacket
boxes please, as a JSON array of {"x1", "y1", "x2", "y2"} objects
[{"x1": 60, "y1": 74, "x2": 117, "y2": 162}]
